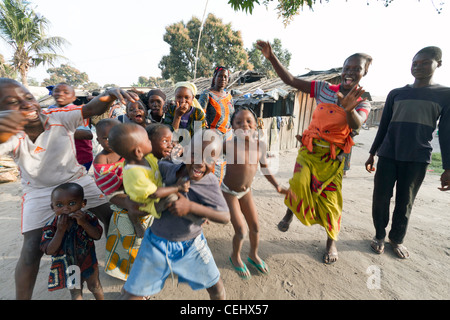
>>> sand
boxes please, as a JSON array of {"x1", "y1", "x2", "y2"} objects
[{"x1": 0, "y1": 127, "x2": 449, "y2": 300}]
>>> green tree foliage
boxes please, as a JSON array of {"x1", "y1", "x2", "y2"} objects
[
  {"x1": 0, "y1": 53, "x2": 17, "y2": 78},
  {"x1": 132, "y1": 76, "x2": 174, "y2": 88},
  {"x1": 41, "y1": 64, "x2": 98, "y2": 90},
  {"x1": 0, "y1": 0, "x2": 69, "y2": 87},
  {"x1": 228, "y1": 0, "x2": 445, "y2": 25},
  {"x1": 247, "y1": 38, "x2": 291, "y2": 78},
  {"x1": 159, "y1": 13, "x2": 252, "y2": 82}
]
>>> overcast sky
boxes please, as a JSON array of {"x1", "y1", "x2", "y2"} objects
[{"x1": 2, "y1": 0, "x2": 449, "y2": 98}]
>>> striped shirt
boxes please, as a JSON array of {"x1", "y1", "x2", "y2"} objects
[
  {"x1": 198, "y1": 89, "x2": 234, "y2": 134},
  {"x1": 311, "y1": 81, "x2": 371, "y2": 119},
  {"x1": 369, "y1": 84, "x2": 450, "y2": 168}
]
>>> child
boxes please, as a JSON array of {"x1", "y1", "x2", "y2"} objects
[
  {"x1": 164, "y1": 82, "x2": 207, "y2": 137},
  {"x1": 147, "y1": 89, "x2": 167, "y2": 123},
  {"x1": 108, "y1": 122, "x2": 190, "y2": 238},
  {"x1": 145, "y1": 123, "x2": 174, "y2": 161},
  {"x1": 50, "y1": 83, "x2": 94, "y2": 172},
  {"x1": 117, "y1": 100, "x2": 150, "y2": 128},
  {"x1": 93, "y1": 119, "x2": 153, "y2": 280},
  {"x1": 119, "y1": 130, "x2": 230, "y2": 300},
  {"x1": 366, "y1": 46, "x2": 450, "y2": 259},
  {"x1": 223, "y1": 107, "x2": 291, "y2": 279},
  {"x1": 258, "y1": 40, "x2": 372, "y2": 264},
  {"x1": 0, "y1": 78, "x2": 137, "y2": 299},
  {"x1": 40, "y1": 183, "x2": 104, "y2": 300},
  {"x1": 93, "y1": 119, "x2": 125, "y2": 194}
]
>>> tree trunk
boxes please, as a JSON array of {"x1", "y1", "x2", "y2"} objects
[{"x1": 20, "y1": 69, "x2": 28, "y2": 88}]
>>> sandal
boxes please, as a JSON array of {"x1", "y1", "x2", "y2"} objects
[
  {"x1": 370, "y1": 237, "x2": 385, "y2": 254},
  {"x1": 229, "y1": 257, "x2": 251, "y2": 280},
  {"x1": 247, "y1": 257, "x2": 270, "y2": 275},
  {"x1": 389, "y1": 240, "x2": 410, "y2": 259}
]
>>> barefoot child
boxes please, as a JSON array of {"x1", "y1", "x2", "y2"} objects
[
  {"x1": 108, "y1": 122, "x2": 189, "y2": 238},
  {"x1": 257, "y1": 40, "x2": 372, "y2": 264},
  {"x1": 40, "y1": 183, "x2": 104, "y2": 300},
  {"x1": 119, "y1": 130, "x2": 230, "y2": 300},
  {"x1": 223, "y1": 107, "x2": 292, "y2": 279}
]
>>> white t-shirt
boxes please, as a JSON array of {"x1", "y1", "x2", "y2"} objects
[
  {"x1": 0, "y1": 106, "x2": 107, "y2": 233},
  {"x1": 0, "y1": 105, "x2": 88, "y2": 192}
]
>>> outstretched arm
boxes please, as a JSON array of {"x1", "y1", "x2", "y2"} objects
[
  {"x1": 257, "y1": 40, "x2": 311, "y2": 93},
  {"x1": 82, "y1": 88, "x2": 139, "y2": 119}
]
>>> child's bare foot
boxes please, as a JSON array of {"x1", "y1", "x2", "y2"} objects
[
  {"x1": 323, "y1": 238, "x2": 338, "y2": 264},
  {"x1": 389, "y1": 239, "x2": 410, "y2": 259}
]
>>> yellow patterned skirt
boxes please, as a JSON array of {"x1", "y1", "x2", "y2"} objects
[
  {"x1": 104, "y1": 208, "x2": 153, "y2": 280},
  {"x1": 284, "y1": 139, "x2": 344, "y2": 240}
]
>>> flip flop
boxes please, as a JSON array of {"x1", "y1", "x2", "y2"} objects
[
  {"x1": 389, "y1": 240, "x2": 410, "y2": 259},
  {"x1": 229, "y1": 257, "x2": 251, "y2": 280},
  {"x1": 247, "y1": 257, "x2": 270, "y2": 275},
  {"x1": 370, "y1": 237, "x2": 385, "y2": 254}
]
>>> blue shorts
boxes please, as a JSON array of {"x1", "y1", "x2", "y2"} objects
[{"x1": 123, "y1": 229, "x2": 220, "y2": 297}]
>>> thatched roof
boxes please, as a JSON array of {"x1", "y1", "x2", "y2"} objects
[
  {"x1": 38, "y1": 68, "x2": 343, "y2": 108},
  {"x1": 156, "y1": 68, "x2": 342, "y2": 103}
]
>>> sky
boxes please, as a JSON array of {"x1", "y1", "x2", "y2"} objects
[{"x1": 2, "y1": 0, "x2": 450, "y2": 99}]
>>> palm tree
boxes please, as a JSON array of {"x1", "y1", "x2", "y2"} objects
[{"x1": 0, "y1": 0, "x2": 69, "y2": 87}]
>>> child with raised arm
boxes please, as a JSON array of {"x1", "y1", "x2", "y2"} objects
[
  {"x1": 119, "y1": 130, "x2": 230, "y2": 300},
  {"x1": 108, "y1": 122, "x2": 189, "y2": 238},
  {"x1": 223, "y1": 107, "x2": 291, "y2": 279},
  {"x1": 40, "y1": 183, "x2": 104, "y2": 300},
  {"x1": 257, "y1": 40, "x2": 372, "y2": 264},
  {"x1": 366, "y1": 46, "x2": 450, "y2": 259}
]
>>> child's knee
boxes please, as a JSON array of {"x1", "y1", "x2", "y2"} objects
[
  {"x1": 248, "y1": 222, "x2": 260, "y2": 234},
  {"x1": 21, "y1": 237, "x2": 43, "y2": 265},
  {"x1": 234, "y1": 226, "x2": 247, "y2": 239},
  {"x1": 86, "y1": 278, "x2": 103, "y2": 294},
  {"x1": 207, "y1": 279, "x2": 225, "y2": 300}
]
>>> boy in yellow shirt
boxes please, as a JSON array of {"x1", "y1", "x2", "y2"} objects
[{"x1": 108, "y1": 123, "x2": 189, "y2": 237}]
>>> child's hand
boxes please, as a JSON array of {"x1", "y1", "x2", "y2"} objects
[
  {"x1": 56, "y1": 214, "x2": 70, "y2": 233},
  {"x1": 365, "y1": 154, "x2": 376, "y2": 173},
  {"x1": 277, "y1": 186, "x2": 297, "y2": 202},
  {"x1": 174, "y1": 101, "x2": 190, "y2": 117},
  {"x1": 167, "y1": 193, "x2": 191, "y2": 217},
  {"x1": 0, "y1": 110, "x2": 30, "y2": 138},
  {"x1": 176, "y1": 177, "x2": 190, "y2": 193},
  {"x1": 337, "y1": 85, "x2": 366, "y2": 113},
  {"x1": 69, "y1": 210, "x2": 88, "y2": 227},
  {"x1": 99, "y1": 88, "x2": 139, "y2": 105},
  {"x1": 256, "y1": 40, "x2": 273, "y2": 60}
]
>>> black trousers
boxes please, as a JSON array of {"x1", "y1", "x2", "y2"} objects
[{"x1": 372, "y1": 156, "x2": 428, "y2": 244}]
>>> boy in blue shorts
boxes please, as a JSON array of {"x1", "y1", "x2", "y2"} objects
[{"x1": 119, "y1": 130, "x2": 230, "y2": 300}]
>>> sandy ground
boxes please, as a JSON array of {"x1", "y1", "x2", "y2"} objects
[{"x1": 0, "y1": 127, "x2": 449, "y2": 300}]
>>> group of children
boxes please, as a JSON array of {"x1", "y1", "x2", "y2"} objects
[
  {"x1": 21, "y1": 80, "x2": 290, "y2": 299},
  {"x1": 0, "y1": 42, "x2": 448, "y2": 300}
]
